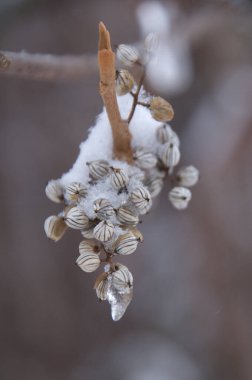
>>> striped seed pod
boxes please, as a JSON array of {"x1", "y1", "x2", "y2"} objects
[
  {"x1": 76, "y1": 252, "x2": 101, "y2": 273},
  {"x1": 156, "y1": 124, "x2": 180, "y2": 146},
  {"x1": 93, "y1": 220, "x2": 114, "y2": 242},
  {"x1": 150, "y1": 97, "x2": 174, "y2": 122},
  {"x1": 158, "y1": 142, "x2": 180, "y2": 168},
  {"x1": 93, "y1": 198, "x2": 115, "y2": 220},
  {"x1": 115, "y1": 69, "x2": 135, "y2": 96},
  {"x1": 86, "y1": 160, "x2": 110, "y2": 180},
  {"x1": 81, "y1": 226, "x2": 94, "y2": 239},
  {"x1": 176, "y1": 166, "x2": 199, "y2": 187},
  {"x1": 114, "y1": 232, "x2": 139, "y2": 255},
  {"x1": 64, "y1": 182, "x2": 88, "y2": 203},
  {"x1": 45, "y1": 180, "x2": 64, "y2": 203},
  {"x1": 79, "y1": 240, "x2": 101, "y2": 256},
  {"x1": 116, "y1": 44, "x2": 140, "y2": 66},
  {"x1": 94, "y1": 272, "x2": 109, "y2": 301},
  {"x1": 44, "y1": 215, "x2": 67, "y2": 242},
  {"x1": 116, "y1": 205, "x2": 139, "y2": 226},
  {"x1": 64, "y1": 206, "x2": 90, "y2": 229},
  {"x1": 129, "y1": 186, "x2": 151, "y2": 211},
  {"x1": 145, "y1": 175, "x2": 164, "y2": 198},
  {"x1": 110, "y1": 167, "x2": 129, "y2": 190},
  {"x1": 130, "y1": 227, "x2": 144, "y2": 242},
  {"x1": 112, "y1": 263, "x2": 133, "y2": 289},
  {"x1": 133, "y1": 147, "x2": 157, "y2": 169},
  {"x1": 168, "y1": 186, "x2": 192, "y2": 210}
]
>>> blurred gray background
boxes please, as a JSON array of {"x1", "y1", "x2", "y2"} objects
[{"x1": 1, "y1": 0, "x2": 252, "y2": 379}]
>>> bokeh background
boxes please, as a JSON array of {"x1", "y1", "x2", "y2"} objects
[{"x1": 1, "y1": 0, "x2": 252, "y2": 379}]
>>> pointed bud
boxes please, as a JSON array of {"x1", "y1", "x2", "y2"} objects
[
  {"x1": 110, "y1": 167, "x2": 129, "y2": 190},
  {"x1": 93, "y1": 198, "x2": 115, "y2": 220},
  {"x1": 129, "y1": 186, "x2": 151, "y2": 212},
  {"x1": 64, "y1": 182, "x2": 88, "y2": 203}
]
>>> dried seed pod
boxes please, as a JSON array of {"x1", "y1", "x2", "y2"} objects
[
  {"x1": 65, "y1": 182, "x2": 88, "y2": 203},
  {"x1": 110, "y1": 167, "x2": 129, "y2": 190},
  {"x1": 150, "y1": 97, "x2": 174, "y2": 122},
  {"x1": 114, "y1": 232, "x2": 139, "y2": 255},
  {"x1": 115, "y1": 69, "x2": 135, "y2": 96},
  {"x1": 93, "y1": 220, "x2": 114, "y2": 242},
  {"x1": 112, "y1": 263, "x2": 133, "y2": 288},
  {"x1": 94, "y1": 272, "x2": 109, "y2": 301},
  {"x1": 45, "y1": 180, "x2": 64, "y2": 203},
  {"x1": 156, "y1": 124, "x2": 180, "y2": 146},
  {"x1": 79, "y1": 240, "x2": 101, "y2": 255},
  {"x1": 176, "y1": 166, "x2": 199, "y2": 187},
  {"x1": 64, "y1": 206, "x2": 90, "y2": 229},
  {"x1": 116, "y1": 44, "x2": 140, "y2": 66},
  {"x1": 93, "y1": 198, "x2": 115, "y2": 220},
  {"x1": 130, "y1": 227, "x2": 144, "y2": 242},
  {"x1": 86, "y1": 160, "x2": 110, "y2": 180},
  {"x1": 81, "y1": 227, "x2": 94, "y2": 239},
  {"x1": 145, "y1": 176, "x2": 164, "y2": 198},
  {"x1": 116, "y1": 205, "x2": 139, "y2": 226},
  {"x1": 44, "y1": 215, "x2": 67, "y2": 242},
  {"x1": 76, "y1": 252, "x2": 101, "y2": 273},
  {"x1": 129, "y1": 186, "x2": 151, "y2": 211},
  {"x1": 168, "y1": 186, "x2": 192, "y2": 210},
  {"x1": 133, "y1": 147, "x2": 157, "y2": 169},
  {"x1": 158, "y1": 142, "x2": 180, "y2": 168}
]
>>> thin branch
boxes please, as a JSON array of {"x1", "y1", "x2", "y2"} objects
[
  {"x1": 127, "y1": 68, "x2": 145, "y2": 124},
  {"x1": 98, "y1": 22, "x2": 133, "y2": 163},
  {"x1": 0, "y1": 51, "x2": 98, "y2": 82}
]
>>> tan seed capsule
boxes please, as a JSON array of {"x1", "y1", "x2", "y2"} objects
[
  {"x1": 116, "y1": 44, "x2": 140, "y2": 66},
  {"x1": 93, "y1": 220, "x2": 114, "y2": 242},
  {"x1": 133, "y1": 147, "x2": 157, "y2": 169},
  {"x1": 116, "y1": 206, "x2": 139, "y2": 226},
  {"x1": 93, "y1": 198, "x2": 115, "y2": 220},
  {"x1": 168, "y1": 186, "x2": 192, "y2": 210},
  {"x1": 129, "y1": 186, "x2": 151, "y2": 211},
  {"x1": 130, "y1": 227, "x2": 144, "y2": 242},
  {"x1": 94, "y1": 272, "x2": 109, "y2": 301},
  {"x1": 176, "y1": 166, "x2": 199, "y2": 187},
  {"x1": 150, "y1": 97, "x2": 174, "y2": 122},
  {"x1": 76, "y1": 252, "x2": 101, "y2": 273},
  {"x1": 145, "y1": 176, "x2": 164, "y2": 198},
  {"x1": 156, "y1": 124, "x2": 180, "y2": 146},
  {"x1": 86, "y1": 160, "x2": 110, "y2": 180},
  {"x1": 158, "y1": 142, "x2": 180, "y2": 168},
  {"x1": 81, "y1": 227, "x2": 94, "y2": 239},
  {"x1": 112, "y1": 263, "x2": 133, "y2": 289},
  {"x1": 115, "y1": 69, "x2": 135, "y2": 96},
  {"x1": 79, "y1": 240, "x2": 101, "y2": 255},
  {"x1": 65, "y1": 182, "x2": 88, "y2": 203},
  {"x1": 114, "y1": 232, "x2": 139, "y2": 255},
  {"x1": 45, "y1": 180, "x2": 64, "y2": 203},
  {"x1": 110, "y1": 168, "x2": 129, "y2": 190},
  {"x1": 64, "y1": 207, "x2": 90, "y2": 229},
  {"x1": 44, "y1": 215, "x2": 67, "y2": 242}
]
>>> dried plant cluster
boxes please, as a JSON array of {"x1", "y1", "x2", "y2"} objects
[{"x1": 44, "y1": 23, "x2": 199, "y2": 321}]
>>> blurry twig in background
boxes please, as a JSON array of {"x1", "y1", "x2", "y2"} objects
[{"x1": 0, "y1": 50, "x2": 98, "y2": 81}]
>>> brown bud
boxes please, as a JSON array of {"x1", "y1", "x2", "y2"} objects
[{"x1": 150, "y1": 97, "x2": 174, "y2": 122}]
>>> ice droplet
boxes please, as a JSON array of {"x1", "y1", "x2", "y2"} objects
[{"x1": 106, "y1": 275, "x2": 133, "y2": 321}]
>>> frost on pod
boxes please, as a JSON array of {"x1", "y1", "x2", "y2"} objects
[
  {"x1": 169, "y1": 187, "x2": 192, "y2": 210},
  {"x1": 116, "y1": 69, "x2": 135, "y2": 96},
  {"x1": 176, "y1": 166, "x2": 199, "y2": 187},
  {"x1": 116, "y1": 44, "x2": 140, "y2": 66},
  {"x1": 149, "y1": 97, "x2": 174, "y2": 122}
]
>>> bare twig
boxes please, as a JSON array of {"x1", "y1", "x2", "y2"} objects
[
  {"x1": 0, "y1": 51, "x2": 98, "y2": 81},
  {"x1": 98, "y1": 22, "x2": 133, "y2": 163},
  {"x1": 127, "y1": 68, "x2": 145, "y2": 124}
]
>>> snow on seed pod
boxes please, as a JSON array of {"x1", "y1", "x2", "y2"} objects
[
  {"x1": 156, "y1": 124, "x2": 180, "y2": 146},
  {"x1": 94, "y1": 272, "x2": 109, "y2": 301},
  {"x1": 114, "y1": 232, "x2": 139, "y2": 255},
  {"x1": 44, "y1": 215, "x2": 67, "y2": 242},
  {"x1": 112, "y1": 263, "x2": 133, "y2": 288},
  {"x1": 116, "y1": 44, "x2": 140, "y2": 66},
  {"x1": 133, "y1": 147, "x2": 157, "y2": 169},
  {"x1": 86, "y1": 160, "x2": 110, "y2": 180},
  {"x1": 93, "y1": 220, "x2": 114, "y2": 242},
  {"x1": 64, "y1": 182, "x2": 88, "y2": 203},
  {"x1": 168, "y1": 186, "x2": 192, "y2": 210},
  {"x1": 116, "y1": 205, "x2": 139, "y2": 226},
  {"x1": 129, "y1": 186, "x2": 151, "y2": 211},
  {"x1": 176, "y1": 166, "x2": 199, "y2": 187},
  {"x1": 158, "y1": 142, "x2": 180, "y2": 168},
  {"x1": 150, "y1": 96, "x2": 174, "y2": 122},
  {"x1": 79, "y1": 240, "x2": 101, "y2": 255},
  {"x1": 110, "y1": 167, "x2": 129, "y2": 190},
  {"x1": 76, "y1": 252, "x2": 101, "y2": 273},
  {"x1": 115, "y1": 69, "x2": 135, "y2": 96},
  {"x1": 93, "y1": 198, "x2": 115, "y2": 220},
  {"x1": 45, "y1": 180, "x2": 64, "y2": 203},
  {"x1": 64, "y1": 206, "x2": 90, "y2": 229}
]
